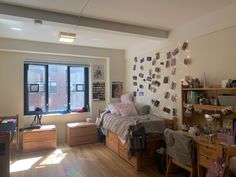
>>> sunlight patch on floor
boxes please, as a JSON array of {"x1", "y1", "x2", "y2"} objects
[
  {"x1": 10, "y1": 157, "x2": 42, "y2": 172},
  {"x1": 40, "y1": 149, "x2": 67, "y2": 165}
]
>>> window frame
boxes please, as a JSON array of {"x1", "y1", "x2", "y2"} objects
[{"x1": 24, "y1": 63, "x2": 89, "y2": 115}]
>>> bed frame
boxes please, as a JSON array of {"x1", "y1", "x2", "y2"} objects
[{"x1": 105, "y1": 118, "x2": 176, "y2": 170}]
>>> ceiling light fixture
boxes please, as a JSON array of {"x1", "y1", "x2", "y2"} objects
[
  {"x1": 11, "y1": 27, "x2": 22, "y2": 31},
  {"x1": 59, "y1": 32, "x2": 76, "y2": 43}
]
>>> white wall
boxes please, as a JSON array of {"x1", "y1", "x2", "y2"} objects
[
  {"x1": 0, "y1": 38, "x2": 125, "y2": 145},
  {"x1": 125, "y1": 25, "x2": 236, "y2": 127}
]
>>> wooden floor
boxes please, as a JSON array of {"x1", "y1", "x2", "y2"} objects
[{"x1": 10, "y1": 143, "x2": 163, "y2": 177}]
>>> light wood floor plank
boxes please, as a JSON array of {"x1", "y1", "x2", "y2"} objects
[{"x1": 10, "y1": 143, "x2": 163, "y2": 177}]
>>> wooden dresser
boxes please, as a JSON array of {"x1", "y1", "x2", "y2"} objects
[
  {"x1": 66, "y1": 122, "x2": 97, "y2": 146},
  {"x1": 23, "y1": 125, "x2": 57, "y2": 152}
]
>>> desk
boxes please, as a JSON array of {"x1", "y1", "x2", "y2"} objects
[{"x1": 177, "y1": 130, "x2": 235, "y2": 177}]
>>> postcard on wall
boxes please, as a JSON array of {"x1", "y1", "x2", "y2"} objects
[
  {"x1": 111, "y1": 81, "x2": 123, "y2": 98},
  {"x1": 93, "y1": 64, "x2": 105, "y2": 81},
  {"x1": 93, "y1": 82, "x2": 105, "y2": 101}
]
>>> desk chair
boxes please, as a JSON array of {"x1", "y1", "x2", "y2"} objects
[{"x1": 164, "y1": 129, "x2": 195, "y2": 177}]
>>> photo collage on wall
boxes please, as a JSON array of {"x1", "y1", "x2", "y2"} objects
[{"x1": 131, "y1": 41, "x2": 189, "y2": 117}]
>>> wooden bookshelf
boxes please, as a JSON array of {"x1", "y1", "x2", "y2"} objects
[{"x1": 181, "y1": 85, "x2": 236, "y2": 128}]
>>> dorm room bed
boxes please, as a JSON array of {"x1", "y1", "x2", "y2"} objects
[{"x1": 98, "y1": 112, "x2": 176, "y2": 170}]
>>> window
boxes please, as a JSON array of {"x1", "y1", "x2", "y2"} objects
[{"x1": 24, "y1": 63, "x2": 89, "y2": 115}]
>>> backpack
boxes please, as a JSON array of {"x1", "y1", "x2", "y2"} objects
[{"x1": 206, "y1": 158, "x2": 230, "y2": 177}]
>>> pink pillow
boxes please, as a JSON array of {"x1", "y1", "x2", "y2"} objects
[
  {"x1": 120, "y1": 104, "x2": 138, "y2": 116},
  {"x1": 108, "y1": 103, "x2": 123, "y2": 115},
  {"x1": 121, "y1": 93, "x2": 134, "y2": 103}
]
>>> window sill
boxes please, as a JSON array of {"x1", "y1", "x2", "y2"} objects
[{"x1": 24, "y1": 111, "x2": 91, "y2": 118}]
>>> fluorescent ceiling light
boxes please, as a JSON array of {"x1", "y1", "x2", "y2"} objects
[
  {"x1": 59, "y1": 32, "x2": 76, "y2": 43},
  {"x1": 11, "y1": 27, "x2": 22, "y2": 31}
]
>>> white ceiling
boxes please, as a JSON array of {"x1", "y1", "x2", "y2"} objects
[
  {"x1": 1, "y1": 0, "x2": 236, "y2": 30},
  {"x1": 0, "y1": 14, "x2": 164, "y2": 50},
  {"x1": 0, "y1": 0, "x2": 236, "y2": 50}
]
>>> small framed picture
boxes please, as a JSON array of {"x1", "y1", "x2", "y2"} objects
[
  {"x1": 76, "y1": 84, "x2": 84, "y2": 91},
  {"x1": 30, "y1": 84, "x2": 39, "y2": 93},
  {"x1": 112, "y1": 81, "x2": 123, "y2": 98}
]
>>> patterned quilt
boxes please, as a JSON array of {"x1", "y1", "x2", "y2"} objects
[{"x1": 99, "y1": 112, "x2": 166, "y2": 142}]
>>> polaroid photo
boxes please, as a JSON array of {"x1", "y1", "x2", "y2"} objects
[
  {"x1": 184, "y1": 58, "x2": 192, "y2": 65},
  {"x1": 182, "y1": 41, "x2": 189, "y2": 51},
  {"x1": 160, "y1": 62, "x2": 164, "y2": 65},
  {"x1": 148, "y1": 84, "x2": 151, "y2": 90},
  {"x1": 140, "y1": 65, "x2": 144, "y2": 70},
  {"x1": 152, "y1": 59, "x2": 157, "y2": 66},
  {"x1": 139, "y1": 84, "x2": 144, "y2": 89},
  {"x1": 133, "y1": 65, "x2": 136, "y2": 71},
  {"x1": 163, "y1": 76, "x2": 169, "y2": 84},
  {"x1": 156, "y1": 52, "x2": 160, "y2": 60},
  {"x1": 133, "y1": 91, "x2": 137, "y2": 97},
  {"x1": 173, "y1": 108, "x2": 177, "y2": 116},
  {"x1": 133, "y1": 82, "x2": 137, "y2": 86},
  {"x1": 133, "y1": 76, "x2": 137, "y2": 80},
  {"x1": 139, "y1": 73, "x2": 144, "y2": 78},
  {"x1": 164, "y1": 92, "x2": 170, "y2": 99},
  {"x1": 171, "y1": 58, "x2": 176, "y2": 66},
  {"x1": 147, "y1": 76, "x2": 152, "y2": 82},
  {"x1": 151, "y1": 87, "x2": 157, "y2": 93},
  {"x1": 147, "y1": 56, "x2": 152, "y2": 61},
  {"x1": 171, "y1": 94, "x2": 177, "y2": 102},
  {"x1": 140, "y1": 58, "x2": 145, "y2": 63},
  {"x1": 171, "y1": 81, "x2": 177, "y2": 90},
  {"x1": 163, "y1": 107, "x2": 171, "y2": 114},
  {"x1": 149, "y1": 69, "x2": 152, "y2": 76},
  {"x1": 139, "y1": 92, "x2": 144, "y2": 96},
  {"x1": 155, "y1": 81, "x2": 161, "y2": 87},
  {"x1": 172, "y1": 48, "x2": 179, "y2": 56},
  {"x1": 152, "y1": 74, "x2": 156, "y2": 79},
  {"x1": 167, "y1": 51, "x2": 172, "y2": 59},
  {"x1": 155, "y1": 67, "x2": 161, "y2": 73},
  {"x1": 171, "y1": 68, "x2": 176, "y2": 75},
  {"x1": 166, "y1": 60, "x2": 170, "y2": 68},
  {"x1": 134, "y1": 57, "x2": 138, "y2": 63}
]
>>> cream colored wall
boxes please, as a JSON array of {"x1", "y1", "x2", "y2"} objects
[
  {"x1": 0, "y1": 38, "x2": 125, "y2": 145},
  {"x1": 125, "y1": 25, "x2": 236, "y2": 127}
]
